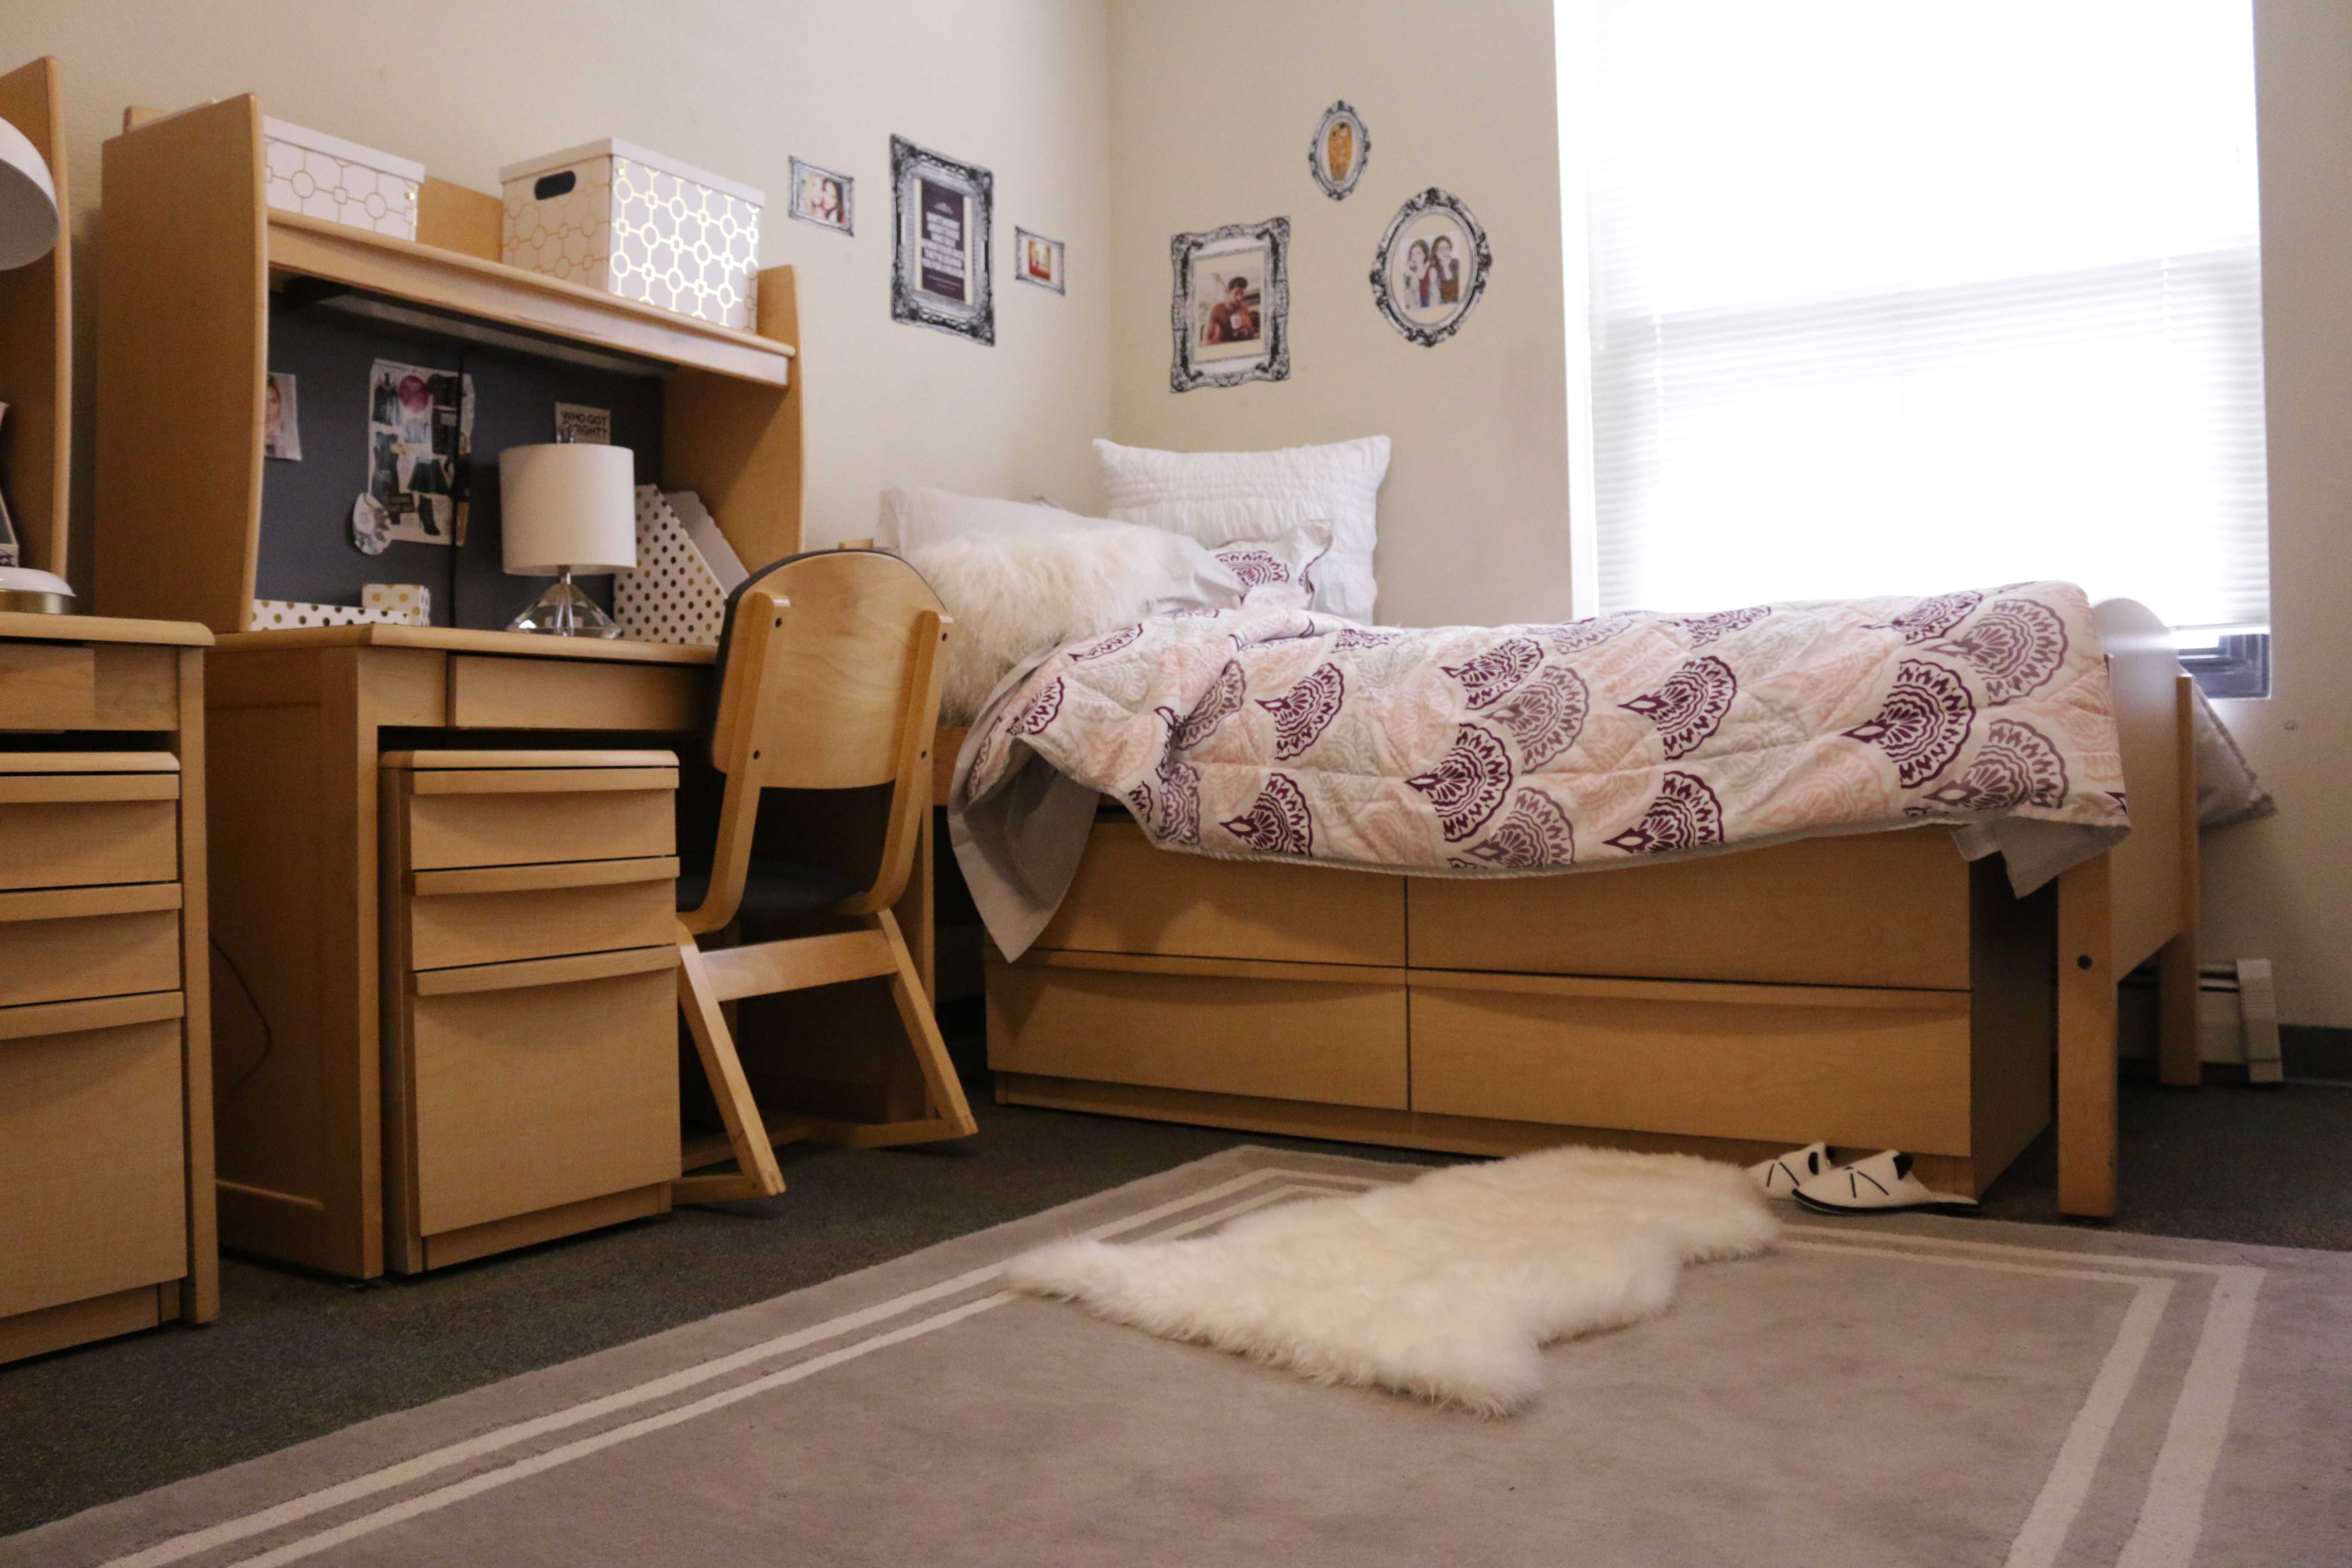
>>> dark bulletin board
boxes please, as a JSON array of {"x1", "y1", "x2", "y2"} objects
[{"x1": 259, "y1": 295, "x2": 666, "y2": 630}]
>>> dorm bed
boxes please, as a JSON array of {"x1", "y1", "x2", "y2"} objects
[{"x1": 952, "y1": 589, "x2": 2196, "y2": 1220}]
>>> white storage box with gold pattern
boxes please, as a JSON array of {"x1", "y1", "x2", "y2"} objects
[
  {"x1": 499, "y1": 139, "x2": 763, "y2": 330},
  {"x1": 262, "y1": 117, "x2": 423, "y2": 239}
]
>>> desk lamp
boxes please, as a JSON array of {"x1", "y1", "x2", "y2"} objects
[
  {"x1": 500, "y1": 442, "x2": 637, "y2": 637},
  {"x1": 0, "y1": 113, "x2": 72, "y2": 613}
]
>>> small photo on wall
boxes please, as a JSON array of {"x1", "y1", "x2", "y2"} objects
[
  {"x1": 1371, "y1": 188, "x2": 1491, "y2": 347},
  {"x1": 264, "y1": 371, "x2": 302, "y2": 461},
  {"x1": 787, "y1": 157, "x2": 854, "y2": 235},
  {"x1": 1015, "y1": 227, "x2": 1065, "y2": 293},
  {"x1": 1309, "y1": 101, "x2": 1369, "y2": 201},
  {"x1": 1171, "y1": 217, "x2": 1290, "y2": 391},
  {"x1": 891, "y1": 136, "x2": 994, "y2": 345}
]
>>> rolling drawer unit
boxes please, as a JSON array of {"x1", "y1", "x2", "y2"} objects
[
  {"x1": 378, "y1": 750, "x2": 683, "y2": 1273},
  {"x1": 0, "y1": 616, "x2": 216, "y2": 1364}
]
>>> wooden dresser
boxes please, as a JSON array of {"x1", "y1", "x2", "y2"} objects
[{"x1": 0, "y1": 612, "x2": 215, "y2": 1363}]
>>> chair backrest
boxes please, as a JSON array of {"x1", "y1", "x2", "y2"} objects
[
  {"x1": 710, "y1": 549, "x2": 946, "y2": 790},
  {"x1": 684, "y1": 549, "x2": 950, "y2": 931}
]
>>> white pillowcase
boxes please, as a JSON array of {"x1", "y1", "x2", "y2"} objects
[
  {"x1": 906, "y1": 523, "x2": 1243, "y2": 725},
  {"x1": 1093, "y1": 436, "x2": 1390, "y2": 622}
]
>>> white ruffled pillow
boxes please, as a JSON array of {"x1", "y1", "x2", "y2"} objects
[
  {"x1": 906, "y1": 524, "x2": 1243, "y2": 724},
  {"x1": 1093, "y1": 436, "x2": 1389, "y2": 622}
]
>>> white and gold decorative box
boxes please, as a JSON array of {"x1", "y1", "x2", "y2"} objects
[
  {"x1": 498, "y1": 140, "x2": 763, "y2": 331},
  {"x1": 262, "y1": 118, "x2": 424, "y2": 240}
]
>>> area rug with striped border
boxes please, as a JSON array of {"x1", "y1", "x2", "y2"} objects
[{"x1": 5, "y1": 1145, "x2": 2346, "y2": 1568}]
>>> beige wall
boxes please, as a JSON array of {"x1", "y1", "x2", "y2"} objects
[
  {"x1": 1106, "y1": 0, "x2": 1572, "y2": 629},
  {"x1": 12, "y1": 0, "x2": 1112, "y2": 584},
  {"x1": 2199, "y1": 0, "x2": 2352, "y2": 1026}
]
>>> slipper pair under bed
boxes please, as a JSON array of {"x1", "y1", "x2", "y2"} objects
[{"x1": 1747, "y1": 1143, "x2": 1981, "y2": 1215}]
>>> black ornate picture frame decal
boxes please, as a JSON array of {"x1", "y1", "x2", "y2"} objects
[
  {"x1": 1170, "y1": 217, "x2": 1290, "y2": 391},
  {"x1": 891, "y1": 136, "x2": 993, "y2": 345},
  {"x1": 1309, "y1": 101, "x2": 1369, "y2": 200},
  {"x1": 1370, "y1": 188, "x2": 1491, "y2": 347}
]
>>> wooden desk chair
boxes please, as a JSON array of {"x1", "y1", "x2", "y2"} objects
[{"x1": 674, "y1": 550, "x2": 976, "y2": 1203}]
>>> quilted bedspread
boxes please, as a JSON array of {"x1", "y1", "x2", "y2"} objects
[{"x1": 951, "y1": 583, "x2": 2132, "y2": 957}]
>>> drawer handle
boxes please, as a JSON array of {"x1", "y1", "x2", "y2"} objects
[
  {"x1": 0, "y1": 882, "x2": 183, "y2": 924},
  {"x1": 0, "y1": 990, "x2": 184, "y2": 1042},
  {"x1": 413, "y1": 945, "x2": 677, "y2": 997},
  {"x1": 409, "y1": 857, "x2": 680, "y2": 897}
]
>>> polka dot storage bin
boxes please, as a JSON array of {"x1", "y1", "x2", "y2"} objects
[
  {"x1": 499, "y1": 140, "x2": 763, "y2": 331},
  {"x1": 262, "y1": 118, "x2": 423, "y2": 241},
  {"x1": 613, "y1": 488, "x2": 730, "y2": 646}
]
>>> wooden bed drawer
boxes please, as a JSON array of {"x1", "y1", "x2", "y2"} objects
[
  {"x1": 1409, "y1": 972, "x2": 1973, "y2": 1155},
  {"x1": 988, "y1": 952, "x2": 1409, "y2": 1109},
  {"x1": 0, "y1": 993, "x2": 189, "y2": 1319},
  {"x1": 0, "y1": 884, "x2": 182, "y2": 1008},
  {"x1": 405, "y1": 948, "x2": 680, "y2": 1238},
  {"x1": 402, "y1": 767, "x2": 677, "y2": 870},
  {"x1": 1038, "y1": 821, "x2": 1408, "y2": 966},
  {"x1": 405, "y1": 857, "x2": 679, "y2": 971},
  {"x1": 0, "y1": 769, "x2": 180, "y2": 891},
  {"x1": 1407, "y1": 829, "x2": 1973, "y2": 990}
]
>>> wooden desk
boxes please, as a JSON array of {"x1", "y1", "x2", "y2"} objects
[
  {"x1": 205, "y1": 625, "x2": 941, "y2": 1278},
  {"x1": 0, "y1": 612, "x2": 216, "y2": 1363}
]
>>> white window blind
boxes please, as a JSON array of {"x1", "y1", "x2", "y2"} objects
[{"x1": 1564, "y1": 0, "x2": 2270, "y2": 637}]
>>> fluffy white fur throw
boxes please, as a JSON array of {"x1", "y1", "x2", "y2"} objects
[
  {"x1": 907, "y1": 525, "x2": 1204, "y2": 725},
  {"x1": 1005, "y1": 1147, "x2": 1778, "y2": 1415}
]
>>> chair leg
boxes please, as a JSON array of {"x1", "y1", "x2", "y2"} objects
[
  {"x1": 674, "y1": 930, "x2": 787, "y2": 1202},
  {"x1": 790, "y1": 912, "x2": 977, "y2": 1150}
]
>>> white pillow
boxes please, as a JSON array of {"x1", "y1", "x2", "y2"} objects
[
  {"x1": 878, "y1": 487, "x2": 1105, "y2": 557},
  {"x1": 906, "y1": 524, "x2": 1244, "y2": 725},
  {"x1": 1093, "y1": 436, "x2": 1389, "y2": 622}
]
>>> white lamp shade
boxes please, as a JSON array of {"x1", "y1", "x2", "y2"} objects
[
  {"x1": 0, "y1": 116, "x2": 57, "y2": 272},
  {"x1": 499, "y1": 444, "x2": 638, "y2": 575}
]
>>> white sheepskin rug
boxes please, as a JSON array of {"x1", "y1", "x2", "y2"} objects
[{"x1": 1004, "y1": 1147, "x2": 1778, "y2": 1415}]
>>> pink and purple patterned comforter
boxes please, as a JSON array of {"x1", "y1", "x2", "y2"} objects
[{"x1": 952, "y1": 584, "x2": 2131, "y2": 954}]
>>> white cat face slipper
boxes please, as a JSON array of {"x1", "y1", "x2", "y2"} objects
[
  {"x1": 1793, "y1": 1150, "x2": 1980, "y2": 1214},
  {"x1": 1747, "y1": 1142, "x2": 1835, "y2": 1200}
]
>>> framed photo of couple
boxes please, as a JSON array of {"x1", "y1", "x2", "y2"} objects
[
  {"x1": 1371, "y1": 188, "x2": 1491, "y2": 347},
  {"x1": 1169, "y1": 216, "x2": 1290, "y2": 391}
]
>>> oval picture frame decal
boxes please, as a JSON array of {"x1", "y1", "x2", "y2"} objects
[{"x1": 1370, "y1": 188, "x2": 1491, "y2": 347}]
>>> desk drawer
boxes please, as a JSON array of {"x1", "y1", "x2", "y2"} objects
[
  {"x1": 0, "y1": 885, "x2": 182, "y2": 1008},
  {"x1": 987, "y1": 953, "x2": 1409, "y2": 1109},
  {"x1": 1408, "y1": 972, "x2": 1973, "y2": 1156},
  {"x1": 404, "y1": 769, "x2": 676, "y2": 870},
  {"x1": 1037, "y1": 821, "x2": 1407, "y2": 966},
  {"x1": 406, "y1": 948, "x2": 680, "y2": 1237},
  {"x1": 406, "y1": 857, "x2": 679, "y2": 970},
  {"x1": 0, "y1": 993, "x2": 188, "y2": 1319},
  {"x1": 0, "y1": 643, "x2": 97, "y2": 728},
  {"x1": 0, "y1": 772, "x2": 180, "y2": 891},
  {"x1": 448, "y1": 656, "x2": 705, "y2": 732}
]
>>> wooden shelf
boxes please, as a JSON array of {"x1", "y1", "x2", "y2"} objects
[
  {"x1": 0, "y1": 57, "x2": 70, "y2": 580},
  {"x1": 95, "y1": 93, "x2": 805, "y2": 635},
  {"x1": 267, "y1": 212, "x2": 791, "y2": 389},
  {"x1": 0, "y1": 611, "x2": 212, "y2": 647}
]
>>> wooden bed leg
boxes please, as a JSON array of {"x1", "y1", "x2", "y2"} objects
[
  {"x1": 2156, "y1": 674, "x2": 2203, "y2": 1088},
  {"x1": 2057, "y1": 854, "x2": 2118, "y2": 1218}
]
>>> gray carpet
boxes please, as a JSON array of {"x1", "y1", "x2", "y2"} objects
[
  {"x1": 2, "y1": 1075, "x2": 2349, "y2": 1540},
  {"x1": 7, "y1": 1145, "x2": 2347, "y2": 1568}
]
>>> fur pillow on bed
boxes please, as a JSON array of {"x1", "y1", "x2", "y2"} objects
[{"x1": 907, "y1": 524, "x2": 1239, "y2": 725}]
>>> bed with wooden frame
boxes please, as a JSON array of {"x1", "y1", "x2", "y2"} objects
[{"x1": 965, "y1": 599, "x2": 2199, "y2": 1219}]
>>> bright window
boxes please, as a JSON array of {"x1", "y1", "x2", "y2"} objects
[{"x1": 1559, "y1": 0, "x2": 2270, "y2": 664}]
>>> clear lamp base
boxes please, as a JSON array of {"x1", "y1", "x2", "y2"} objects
[{"x1": 507, "y1": 571, "x2": 621, "y2": 638}]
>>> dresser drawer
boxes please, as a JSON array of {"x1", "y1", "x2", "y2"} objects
[
  {"x1": 988, "y1": 952, "x2": 1409, "y2": 1109},
  {"x1": 1408, "y1": 972, "x2": 1973, "y2": 1155},
  {"x1": 0, "y1": 884, "x2": 182, "y2": 1007},
  {"x1": 404, "y1": 948, "x2": 680, "y2": 1237},
  {"x1": 401, "y1": 766, "x2": 677, "y2": 870},
  {"x1": 405, "y1": 857, "x2": 679, "y2": 971},
  {"x1": 0, "y1": 643, "x2": 97, "y2": 728},
  {"x1": 1037, "y1": 821, "x2": 1408, "y2": 966},
  {"x1": 1407, "y1": 828, "x2": 1973, "y2": 990},
  {"x1": 0, "y1": 993, "x2": 189, "y2": 1319},
  {"x1": 0, "y1": 769, "x2": 180, "y2": 891}
]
